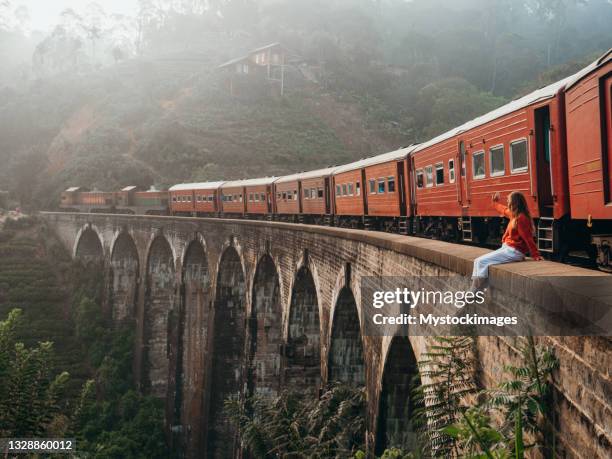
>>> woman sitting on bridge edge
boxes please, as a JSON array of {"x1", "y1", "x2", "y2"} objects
[{"x1": 471, "y1": 191, "x2": 542, "y2": 291}]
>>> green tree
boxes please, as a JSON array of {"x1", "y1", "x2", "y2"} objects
[{"x1": 0, "y1": 308, "x2": 69, "y2": 437}]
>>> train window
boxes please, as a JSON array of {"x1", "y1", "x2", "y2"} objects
[
  {"x1": 348, "y1": 183, "x2": 353, "y2": 195},
  {"x1": 425, "y1": 166, "x2": 434, "y2": 187},
  {"x1": 416, "y1": 170, "x2": 424, "y2": 189},
  {"x1": 378, "y1": 178, "x2": 386, "y2": 193},
  {"x1": 208, "y1": 195, "x2": 214, "y2": 202},
  {"x1": 282, "y1": 192, "x2": 287, "y2": 200},
  {"x1": 342, "y1": 184, "x2": 348, "y2": 196},
  {"x1": 435, "y1": 164, "x2": 444, "y2": 185},
  {"x1": 369, "y1": 179, "x2": 376, "y2": 194},
  {"x1": 261, "y1": 193, "x2": 266, "y2": 202},
  {"x1": 317, "y1": 188, "x2": 323, "y2": 198},
  {"x1": 304, "y1": 188, "x2": 309, "y2": 199},
  {"x1": 172, "y1": 196, "x2": 177, "y2": 202},
  {"x1": 336, "y1": 185, "x2": 341, "y2": 196},
  {"x1": 254, "y1": 193, "x2": 259, "y2": 202},
  {"x1": 510, "y1": 139, "x2": 528, "y2": 173},
  {"x1": 311, "y1": 188, "x2": 316, "y2": 199},
  {"x1": 356, "y1": 182, "x2": 361, "y2": 196},
  {"x1": 387, "y1": 176, "x2": 395, "y2": 192},
  {"x1": 448, "y1": 160, "x2": 455, "y2": 183},
  {"x1": 248, "y1": 193, "x2": 253, "y2": 202},
  {"x1": 472, "y1": 152, "x2": 485, "y2": 179},
  {"x1": 240, "y1": 194, "x2": 243, "y2": 202},
  {"x1": 489, "y1": 145, "x2": 505, "y2": 176}
]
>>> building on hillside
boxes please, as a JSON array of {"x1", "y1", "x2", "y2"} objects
[{"x1": 217, "y1": 43, "x2": 301, "y2": 97}]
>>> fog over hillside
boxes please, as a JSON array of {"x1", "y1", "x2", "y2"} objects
[{"x1": 0, "y1": 0, "x2": 611, "y2": 209}]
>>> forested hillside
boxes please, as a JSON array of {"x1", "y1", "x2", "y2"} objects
[{"x1": 0, "y1": 0, "x2": 610, "y2": 209}]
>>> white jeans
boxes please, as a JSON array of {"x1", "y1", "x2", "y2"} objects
[{"x1": 472, "y1": 244, "x2": 525, "y2": 278}]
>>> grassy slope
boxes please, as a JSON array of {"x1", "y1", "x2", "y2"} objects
[{"x1": 0, "y1": 218, "x2": 88, "y2": 399}]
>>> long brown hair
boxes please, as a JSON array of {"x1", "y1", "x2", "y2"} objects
[{"x1": 508, "y1": 191, "x2": 534, "y2": 231}]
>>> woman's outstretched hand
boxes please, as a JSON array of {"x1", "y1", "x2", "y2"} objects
[{"x1": 492, "y1": 192, "x2": 500, "y2": 202}]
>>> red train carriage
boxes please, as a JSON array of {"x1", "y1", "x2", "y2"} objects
[
  {"x1": 564, "y1": 50, "x2": 612, "y2": 270},
  {"x1": 410, "y1": 74, "x2": 572, "y2": 249},
  {"x1": 333, "y1": 148, "x2": 413, "y2": 231},
  {"x1": 220, "y1": 177, "x2": 276, "y2": 218},
  {"x1": 169, "y1": 183, "x2": 196, "y2": 215},
  {"x1": 169, "y1": 182, "x2": 224, "y2": 216},
  {"x1": 192, "y1": 182, "x2": 224, "y2": 216},
  {"x1": 274, "y1": 167, "x2": 336, "y2": 224},
  {"x1": 60, "y1": 187, "x2": 117, "y2": 213}
]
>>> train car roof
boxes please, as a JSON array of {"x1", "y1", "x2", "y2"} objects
[
  {"x1": 333, "y1": 146, "x2": 416, "y2": 175},
  {"x1": 564, "y1": 48, "x2": 612, "y2": 90},
  {"x1": 412, "y1": 50, "x2": 612, "y2": 155},
  {"x1": 169, "y1": 181, "x2": 225, "y2": 191},
  {"x1": 121, "y1": 185, "x2": 139, "y2": 191},
  {"x1": 221, "y1": 177, "x2": 278, "y2": 188},
  {"x1": 274, "y1": 166, "x2": 339, "y2": 184},
  {"x1": 64, "y1": 186, "x2": 83, "y2": 192}
]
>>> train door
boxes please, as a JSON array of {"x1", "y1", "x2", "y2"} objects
[
  {"x1": 535, "y1": 106, "x2": 553, "y2": 215},
  {"x1": 397, "y1": 161, "x2": 407, "y2": 216},
  {"x1": 297, "y1": 182, "x2": 303, "y2": 213},
  {"x1": 458, "y1": 140, "x2": 469, "y2": 206},
  {"x1": 604, "y1": 76, "x2": 612, "y2": 203},
  {"x1": 361, "y1": 169, "x2": 369, "y2": 215},
  {"x1": 324, "y1": 177, "x2": 331, "y2": 214},
  {"x1": 266, "y1": 185, "x2": 273, "y2": 213},
  {"x1": 409, "y1": 156, "x2": 417, "y2": 213}
]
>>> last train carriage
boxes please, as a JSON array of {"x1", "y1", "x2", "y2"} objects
[{"x1": 59, "y1": 50, "x2": 612, "y2": 271}]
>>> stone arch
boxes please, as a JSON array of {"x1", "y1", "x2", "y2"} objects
[
  {"x1": 248, "y1": 254, "x2": 282, "y2": 398},
  {"x1": 375, "y1": 336, "x2": 422, "y2": 455},
  {"x1": 283, "y1": 264, "x2": 321, "y2": 392},
  {"x1": 74, "y1": 226, "x2": 104, "y2": 262},
  {"x1": 207, "y1": 245, "x2": 246, "y2": 457},
  {"x1": 328, "y1": 287, "x2": 365, "y2": 386},
  {"x1": 143, "y1": 235, "x2": 177, "y2": 398},
  {"x1": 178, "y1": 238, "x2": 211, "y2": 456},
  {"x1": 109, "y1": 231, "x2": 139, "y2": 322}
]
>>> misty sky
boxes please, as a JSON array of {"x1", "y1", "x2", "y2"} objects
[{"x1": 16, "y1": 0, "x2": 139, "y2": 31}]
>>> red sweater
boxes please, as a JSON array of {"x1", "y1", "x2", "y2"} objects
[{"x1": 494, "y1": 203, "x2": 540, "y2": 258}]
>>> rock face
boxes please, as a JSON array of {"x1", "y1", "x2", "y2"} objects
[{"x1": 47, "y1": 212, "x2": 611, "y2": 458}]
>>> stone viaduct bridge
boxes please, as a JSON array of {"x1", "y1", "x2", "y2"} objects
[{"x1": 41, "y1": 212, "x2": 610, "y2": 458}]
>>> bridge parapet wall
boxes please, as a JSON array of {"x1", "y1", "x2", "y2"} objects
[{"x1": 41, "y1": 212, "x2": 611, "y2": 458}]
